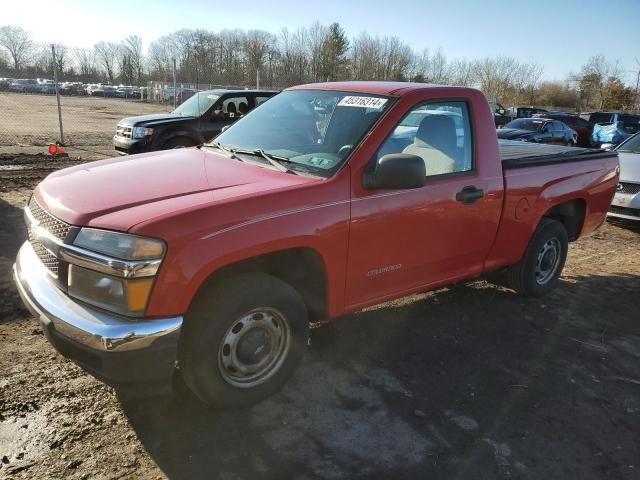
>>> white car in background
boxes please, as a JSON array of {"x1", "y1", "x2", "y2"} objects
[{"x1": 609, "y1": 132, "x2": 640, "y2": 221}]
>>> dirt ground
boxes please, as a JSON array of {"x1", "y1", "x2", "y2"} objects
[
  {"x1": 0, "y1": 92, "x2": 167, "y2": 148},
  {"x1": 0, "y1": 155, "x2": 639, "y2": 480}
]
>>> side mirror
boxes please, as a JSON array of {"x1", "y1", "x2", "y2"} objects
[
  {"x1": 213, "y1": 109, "x2": 224, "y2": 118},
  {"x1": 363, "y1": 153, "x2": 426, "y2": 190}
]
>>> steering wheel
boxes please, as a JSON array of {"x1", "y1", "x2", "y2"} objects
[{"x1": 338, "y1": 144, "x2": 353, "y2": 158}]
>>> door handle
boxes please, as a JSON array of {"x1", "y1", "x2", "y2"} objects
[{"x1": 455, "y1": 186, "x2": 484, "y2": 205}]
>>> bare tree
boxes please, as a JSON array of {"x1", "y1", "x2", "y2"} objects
[
  {"x1": 0, "y1": 25, "x2": 34, "y2": 71},
  {"x1": 449, "y1": 58, "x2": 475, "y2": 86},
  {"x1": 73, "y1": 48, "x2": 97, "y2": 79},
  {"x1": 94, "y1": 41, "x2": 120, "y2": 82},
  {"x1": 522, "y1": 63, "x2": 544, "y2": 105},
  {"x1": 243, "y1": 30, "x2": 274, "y2": 86},
  {"x1": 122, "y1": 35, "x2": 144, "y2": 84},
  {"x1": 307, "y1": 22, "x2": 327, "y2": 82},
  {"x1": 581, "y1": 54, "x2": 623, "y2": 109},
  {"x1": 474, "y1": 56, "x2": 520, "y2": 104}
]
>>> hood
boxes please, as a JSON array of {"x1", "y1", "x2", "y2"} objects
[
  {"x1": 118, "y1": 113, "x2": 194, "y2": 126},
  {"x1": 34, "y1": 148, "x2": 319, "y2": 230},
  {"x1": 497, "y1": 128, "x2": 536, "y2": 140},
  {"x1": 618, "y1": 151, "x2": 640, "y2": 182}
]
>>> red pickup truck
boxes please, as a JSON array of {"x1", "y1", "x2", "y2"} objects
[{"x1": 14, "y1": 82, "x2": 619, "y2": 408}]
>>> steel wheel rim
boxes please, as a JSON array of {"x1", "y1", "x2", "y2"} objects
[
  {"x1": 218, "y1": 308, "x2": 291, "y2": 388},
  {"x1": 535, "y1": 237, "x2": 561, "y2": 285}
]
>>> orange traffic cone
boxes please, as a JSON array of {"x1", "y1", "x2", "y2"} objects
[{"x1": 48, "y1": 143, "x2": 66, "y2": 157}]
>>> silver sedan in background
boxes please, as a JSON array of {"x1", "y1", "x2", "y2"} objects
[{"x1": 609, "y1": 132, "x2": 640, "y2": 221}]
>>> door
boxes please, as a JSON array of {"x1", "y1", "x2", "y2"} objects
[
  {"x1": 200, "y1": 95, "x2": 249, "y2": 142},
  {"x1": 345, "y1": 100, "x2": 503, "y2": 308}
]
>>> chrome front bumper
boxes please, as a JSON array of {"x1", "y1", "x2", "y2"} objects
[
  {"x1": 608, "y1": 190, "x2": 640, "y2": 221},
  {"x1": 13, "y1": 241, "x2": 183, "y2": 385}
]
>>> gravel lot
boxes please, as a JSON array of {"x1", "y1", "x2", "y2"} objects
[
  {"x1": 0, "y1": 92, "x2": 167, "y2": 148},
  {"x1": 1, "y1": 155, "x2": 639, "y2": 479}
]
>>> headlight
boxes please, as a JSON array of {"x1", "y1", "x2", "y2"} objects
[
  {"x1": 68, "y1": 265, "x2": 154, "y2": 317},
  {"x1": 73, "y1": 228, "x2": 165, "y2": 260},
  {"x1": 132, "y1": 126, "x2": 153, "y2": 139},
  {"x1": 68, "y1": 228, "x2": 166, "y2": 317}
]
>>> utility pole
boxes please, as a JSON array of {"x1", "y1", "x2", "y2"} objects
[
  {"x1": 256, "y1": 68, "x2": 260, "y2": 89},
  {"x1": 172, "y1": 57, "x2": 177, "y2": 109},
  {"x1": 634, "y1": 58, "x2": 640, "y2": 114},
  {"x1": 51, "y1": 44, "x2": 65, "y2": 146}
]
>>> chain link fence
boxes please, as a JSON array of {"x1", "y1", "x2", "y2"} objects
[{"x1": 0, "y1": 51, "x2": 248, "y2": 153}]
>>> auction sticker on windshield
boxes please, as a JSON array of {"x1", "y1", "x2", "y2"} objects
[{"x1": 338, "y1": 96, "x2": 388, "y2": 109}]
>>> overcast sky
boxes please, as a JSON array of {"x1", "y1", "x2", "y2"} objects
[{"x1": 4, "y1": 0, "x2": 640, "y2": 82}]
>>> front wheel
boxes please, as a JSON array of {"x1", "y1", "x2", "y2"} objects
[
  {"x1": 179, "y1": 273, "x2": 309, "y2": 408},
  {"x1": 504, "y1": 218, "x2": 568, "y2": 298}
]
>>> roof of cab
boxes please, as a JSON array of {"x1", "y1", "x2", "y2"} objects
[
  {"x1": 287, "y1": 81, "x2": 470, "y2": 96},
  {"x1": 202, "y1": 88, "x2": 280, "y2": 95}
]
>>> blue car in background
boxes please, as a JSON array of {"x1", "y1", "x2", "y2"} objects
[{"x1": 589, "y1": 112, "x2": 640, "y2": 149}]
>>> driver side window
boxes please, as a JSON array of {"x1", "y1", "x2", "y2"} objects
[{"x1": 377, "y1": 101, "x2": 473, "y2": 177}]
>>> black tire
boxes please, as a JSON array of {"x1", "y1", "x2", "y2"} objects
[
  {"x1": 504, "y1": 218, "x2": 568, "y2": 298},
  {"x1": 163, "y1": 137, "x2": 194, "y2": 149},
  {"x1": 179, "y1": 273, "x2": 309, "y2": 409}
]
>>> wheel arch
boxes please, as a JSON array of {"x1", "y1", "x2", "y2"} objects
[
  {"x1": 187, "y1": 247, "x2": 328, "y2": 325},
  {"x1": 160, "y1": 130, "x2": 201, "y2": 148},
  {"x1": 541, "y1": 197, "x2": 586, "y2": 241}
]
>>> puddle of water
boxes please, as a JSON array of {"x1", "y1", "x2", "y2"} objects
[{"x1": 0, "y1": 165, "x2": 29, "y2": 171}]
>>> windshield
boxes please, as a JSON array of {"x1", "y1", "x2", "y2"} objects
[
  {"x1": 616, "y1": 132, "x2": 640, "y2": 153},
  {"x1": 173, "y1": 92, "x2": 219, "y2": 117},
  {"x1": 211, "y1": 90, "x2": 391, "y2": 176},
  {"x1": 506, "y1": 118, "x2": 544, "y2": 131}
]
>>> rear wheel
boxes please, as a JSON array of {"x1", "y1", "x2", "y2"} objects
[
  {"x1": 503, "y1": 218, "x2": 568, "y2": 298},
  {"x1": 179, "y1": 273, "x2": 309, "y2": 408}
]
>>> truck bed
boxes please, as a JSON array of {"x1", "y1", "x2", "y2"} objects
[{"x1": 499, "y1": 140, "x2": 617, "y2": 169}]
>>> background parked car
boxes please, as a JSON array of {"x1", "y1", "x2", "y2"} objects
[
  {"x1": 59, "y1": 82, "x2": 86, "y2": 95},
  {"x1": 497, "y1": 118, "x2": 577, "y2": 146},
  {"x1": 588, "y1": 112, "x2": 640, "y2": 135},
  {"x1": 8, "y1": 79, "x2": 39, "y2": 92},
  {"x1": 516, "y1": 107, "x2": 548, "y2": 118},
  {"x1": 489, "y1": 101, "x2": 512, "y2": 127},
  {"x1": 89, "y1": 85, "x2": 118, "y2": 97},
  {"x1": 608, "y1": 132, "x2": 640, "y2": 221},
  {"x1": 113, "y1": 88, "x2": 279, "y2": 154},
  {"x1": 164, "y1": 86, "x2": 197, "y2": 104},
  {"x1": 534, "y1": 113, "x2": 592, "y2": 147},
  {"x1": 36, "y1": 79, "x2": 56, "y2": 94},
  {"x1": 0, "y1": 78, "x2": 15, "y2": 90}
]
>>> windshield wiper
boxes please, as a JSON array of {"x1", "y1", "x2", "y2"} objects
[
  {"x1": 229, "y1": 148, "x2": 297, "y2": 174},
  {"x1": 205, "y1": 141, "x2": 234, "y2": 153}
]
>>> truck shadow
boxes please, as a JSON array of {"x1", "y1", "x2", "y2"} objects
[
  {"x1": 0, "y1": 196, "x2": 28, "y2": 322},
  {"x1": 118, "y1": 272, "x2": 640, "y2": 479}
]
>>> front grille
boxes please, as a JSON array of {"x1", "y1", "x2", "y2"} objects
[
  {"x1": 115, "y1": 124, "x2": 132, "y2": 138},
  {"x1": 28, "y1": 229, "x2": 60, "y2": 275},
  {"x1": 610, "y1": 205, "x2": 640, "y2": 218},
  {"x1": 618, "y1": 182, "x2": 640, "y2": 195},
  {"x1": 27, "y1": 197, "x2": 72, "y2": 276},
  {"x1": 28, "y1": 197, "x2": 72, "y2": 241}
]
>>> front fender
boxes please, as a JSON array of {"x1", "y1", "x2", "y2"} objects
[{"x1": 143, "y1": 174, "x2": 352, "y2": 319}]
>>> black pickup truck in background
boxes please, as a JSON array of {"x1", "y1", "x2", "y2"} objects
[{"x1": 113, "y1": 89, "x2": 278, "y2": 154}]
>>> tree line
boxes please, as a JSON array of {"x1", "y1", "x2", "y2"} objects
[{"x1": 0, "y1": 23, "x2": 637, "y2": 112}]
